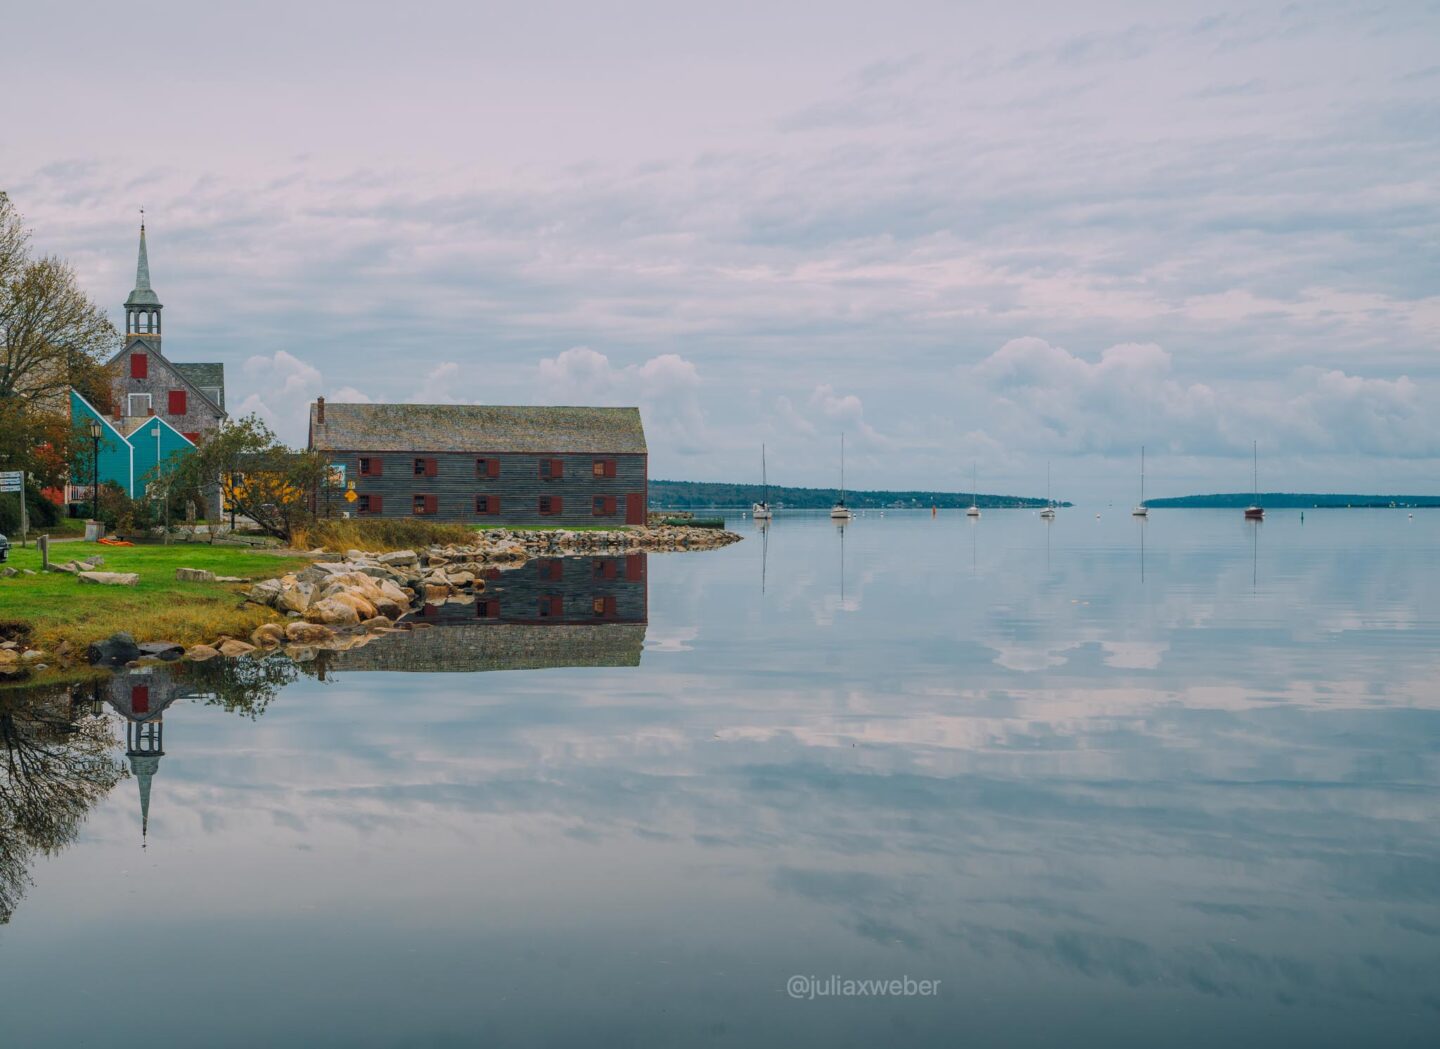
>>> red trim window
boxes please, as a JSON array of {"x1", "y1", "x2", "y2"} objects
[
  {"x1": 359, "y1": 457, "x2": 383, "y2": 477},
  {"x1": 168, "y1": 389, "x2": 187, "y2": 415},
  {"x1": 414, "y1": 457, "x2": 438, "y2": 477},
  {"x1": 592, "y1": 495, "x2": 617, "y2": 516},
  {"x1": 475, "y1": 495, "x2": 500, "y2": 515},
  {"x1": 539, "y1": 595, "x2": 564, "y2": 618},
  {"x1": 591, "y1": 596, "x2": 617, "y2": 618},
  {"x1": 538, "y1": 495, "x2": 563, "y2": 516},
  {"x1": 539, "y1": 558, "x2": 563, "y2": 582},
  {"x1": 476, "y1": 599, "x2": 500, "y2": 619},
  {"x1": 592, "y1": 458, "x2": 616, "y2": 478},
  {"x1": 592, "y1": 558, "x2": 617, "y2": 581},
  {"x1": 130, "y1": 353, "x2": 148, "y2": 379},
  {"x1": 359, "y1": 494, "x2": 383, "y2": 514},
  {"x1": 413, "y1": 494, "x2": 438, "y2": 515},
  {"x1": 539, "y1": 458, "x2": 564, "y2": 480},
  {"x1": 476, "y1": 457, "x2": 500, "y2": 478}
]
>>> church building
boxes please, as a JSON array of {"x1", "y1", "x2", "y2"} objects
[{"x1": 70, "y1": 220, "x2": 228, "y2": 501}]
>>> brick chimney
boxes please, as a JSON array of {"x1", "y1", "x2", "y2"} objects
[{"x1": 315, "y1": 396, "x2": 325, "y2": 425}]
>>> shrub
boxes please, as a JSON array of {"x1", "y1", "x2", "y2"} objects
[{"x1": 292, "y1": 517, "x2": 478, "y2": 552}]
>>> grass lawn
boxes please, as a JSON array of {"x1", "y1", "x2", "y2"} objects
[
  {"x1": 473, "y1": 524, "x2": 636, "y2": 532},
  {"x1": 1, "y1": 542, "x2": 309, "y2": 651}
]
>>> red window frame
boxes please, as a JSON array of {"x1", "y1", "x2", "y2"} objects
[
  {"x1": 168, "y1": 389, "x2": 187, "y2": 415},
  {"x1": 359, "y1": 457, "x2": 383, "y2": 477},
  {"x1": 412, "y1": 494, "x2": 438, "y2": 515}
]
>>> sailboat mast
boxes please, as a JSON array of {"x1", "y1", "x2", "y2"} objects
[
  {"x1": 762, "y1": 443, "x2": 768, "y2": 503},
  {"x1": 1140, "y1": 445, "x2": 1145, "y2": 505},
  {"x1": 840, "y1": 433, "x2": 846, "y2": 502},
  {"x1": 1253, "y1": 440, "x2": 1258, "y2": 501}
]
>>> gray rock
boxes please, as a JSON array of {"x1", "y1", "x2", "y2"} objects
[
  {"x1": 138, "y1": 641, "x2": 185, "y2": 661},
  {"x1": 87, "y1": 632, "x2": 142, "y2": 666},
  {"x1": 245, "y1": 578, "x2": 285, "y2": 606},
  {"x1": 175, "y1": 567, "x2": 217, "y2": 582},
  {"x1": 0, "y1": 566, "x2": 17, "y2": 578},
  {"x1": 77, "y1": 571, "x2": 140, "y2": 586}
]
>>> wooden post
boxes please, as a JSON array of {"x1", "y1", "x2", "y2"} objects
[
  {"x1": 37, "y1": 534, "x2": 49, "y2": 571},
  {"x1": 19, "y1": 473, "x2": 28, "y2": 546}
]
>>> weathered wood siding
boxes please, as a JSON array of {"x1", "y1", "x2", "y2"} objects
[{"x1": 323, "y1": 450, "x2": 648, "y2": 526}]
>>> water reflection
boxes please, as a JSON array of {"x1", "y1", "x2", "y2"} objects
[{"x1": 2, "y1": 518, "x2": 1438, "y2": 1047}]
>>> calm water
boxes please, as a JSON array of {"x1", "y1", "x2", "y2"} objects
[{"x1": 3, "y1": 509, "x2": 1439, "y2": 1047}]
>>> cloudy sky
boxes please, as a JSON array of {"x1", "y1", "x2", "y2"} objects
[{"x1": 4, "y1": 0, "x2": 1437, "y2": 499}]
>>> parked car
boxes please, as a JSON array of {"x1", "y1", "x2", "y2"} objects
[{"x1": 0, "y1": 532, "x2": 10, "y2": 563}]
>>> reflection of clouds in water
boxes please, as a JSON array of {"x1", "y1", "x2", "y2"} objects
[
  {"x1": 1100, "y1": 641, "x2": 1168, "y2": 669},
  {"x1": 645, "y1": 627, "x2": 699, "y2": 653}
]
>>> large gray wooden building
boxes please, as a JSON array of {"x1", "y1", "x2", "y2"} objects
[{"x1": 308, "y1": 399, "x2": 648, "y2": 526}]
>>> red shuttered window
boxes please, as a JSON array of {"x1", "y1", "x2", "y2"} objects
[
  {"x1": 539, "y1": 458, "x2": 564, "y2": 480},
  {"x1": 591, "y1": 596, "x2": 617, "y2": 618},
  {"x1": 592, "y1": 495, "x2": 617, "y2": 516},
  {"x1": 539, "y1": 558, "x2": 563, "y2": 582},
  {"x1": 168, "y1": 389, "x2": 187, "y2": 415},
  {"x1": 413, "y1": 494, "x2": 438, "y2": 515},
  {"x1": 359, "y1": 494, "x2": 383, "y2": 515},
  {"x1": 475, "y1": 495, "x2": 500, "y2": 515},
  {"x1": 476, "y1": 599, "x2": 500, "y2": 619},
  {"x1": 592, "y1": 558, "x2": 617, "y2": 580},
  {"x1": 359, "y1": 457, "x2": 383, "y2": 477},
  {"x1": 539, "y1": 595, "x2": 564, "y2": 618},
  {"x1": 592, "y1": 458, "x2": 616, "y2": 478},
  {"x1": 130, "y1": 353, "x2": 148, "y2": 378},
  {"x1": 539, "y1": 495, "x2": 563, "y2": 516},
  {"x1": 476, "y1": 458, "x2": 500, "y2": 478},
  {"x1": 414, "y1": 457, "x2": 438, "y2": 478}
]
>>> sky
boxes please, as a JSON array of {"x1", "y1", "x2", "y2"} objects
[{"x1": 3, "y1": 0, "x2": 1438, "y2": 500}]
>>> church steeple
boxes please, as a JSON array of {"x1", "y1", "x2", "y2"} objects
[{"x1": 124, "y1": 211, "x2": 162, "y2": 344}]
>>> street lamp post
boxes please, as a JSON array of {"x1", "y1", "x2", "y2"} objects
[{"x1": 87, "y1": 418, "x2": 102, "y2": 521}]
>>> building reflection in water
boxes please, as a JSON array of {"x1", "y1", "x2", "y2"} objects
[{"x1": 325, "y1": 552, "x2": 649, "y2": 674}]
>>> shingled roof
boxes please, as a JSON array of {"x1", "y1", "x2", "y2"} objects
[{"x1": 309, "y1": 402, "x2": 647, "y2": 454}]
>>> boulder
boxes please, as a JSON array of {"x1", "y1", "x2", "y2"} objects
[
  {"x1": 87, "y1": 632, "x2": 142, "y2": 666},
  {"x1": 305, "y1": 597, "x2": 360, "y2": 626},
  {"x1": 423, "y1": 583, "x2": 451, "y2": 603},
  {"x1": 445, "y1": 570, "x2": 475, "y2": 586},
  {"x1": 185, "y1": 643, "x2": 220, "y2": 661},
  {"x1": 376, "y1": 549, "x2": 419, "y2": 567},
  {"x1": 361, "y1": 616, "x2": 393, "y2": 632},
  {"x1": 284, "y1": 621, "x2": 334, "y2": 643},
  {"x1": 218, "y1": 639, "x2": 256, "y2": 658},
  {"x1": 175, "y1": 567, "x2": 217, "y2": 582},
  {"x1": 276, "y1": 581, "x2": 314, "y2": 614},
  {"x1": 245, "y1": 578, "x2": 285, "y2": 606},
  {"x1": 0, "y1": 566, "x2": 17, "y2": 578},
  {"x1": 0, "y1": 649, "x2": 18, "y2": 666},
  {"x1": 325, "y1": 590, "x2": 378, "y2": 620},
  {"x1": 78, "y1": 571, "x2": 140, "y2": 586},
  {"x1": 138, "y1": 641, "x2": 185, "y2": 661},
  {"x1": 283, "y1": 644, "x2": 318, "y2": 662},
  {"x1": 20, "y1": 649, "x2": 46, "y2": 663},
  {"x1": 251, "y1": 623, "x2": 287, "y2": 647}
]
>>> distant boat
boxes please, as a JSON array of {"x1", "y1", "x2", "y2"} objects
[
  {"x1": 830, "y1": 434, "x2": 853, "y2": 520},
  {"x1": 1132, "y1": 446, "x2": 1149, "y2": 517},
  {"x1": 1244, "y1": 441, "x2": 1264, "y2": 520},
  {"x1": 1040, "y1": 461, "x2": 1056, "y2": 519},
  {"x1": 966, "y1": 463, "x2": 981, "y2": 518},
  {"x1": 752, "y1": 444, "x2": 773, "y2": 520}
]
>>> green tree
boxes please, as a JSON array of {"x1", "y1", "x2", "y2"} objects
[{"x1": 167, "y1": 414, "x2": 328, "y2": 542}]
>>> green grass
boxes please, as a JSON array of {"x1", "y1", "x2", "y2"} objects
[
  {"x1": 0, "y1": 542, "x2": 308, "y2": 651},
  {"x1": 473, "y1": 524, "x2": 636, "y2": 533}
]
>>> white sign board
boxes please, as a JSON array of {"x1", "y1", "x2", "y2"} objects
[{"x1": 0, "y1": 471, "x2": 22, "y2": 493}]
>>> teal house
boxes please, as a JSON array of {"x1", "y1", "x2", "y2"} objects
[{"x1": 71, "y1": 390, "x2": 195, "y2": 498}]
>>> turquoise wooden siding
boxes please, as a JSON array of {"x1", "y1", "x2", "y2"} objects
[
  {"x1": 129, "y1": 417, "x2": 195, "y2": 495},
  {"x1": 70, "y1": 391, "x2": 196, "y2": 497},
  {"x1": 70, "y1": 391, "x2": 133, "y2": 494}
]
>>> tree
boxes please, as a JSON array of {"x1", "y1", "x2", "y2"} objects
[
  {"x1": 0, "y1": 193, "x2": 118, "y2": 491},
  {"x1": 0, "y1": 686, "x2": 125, "y2": 924},
  {"x1": 166, "y1": 414, "x2": 328, "y2": 543}
]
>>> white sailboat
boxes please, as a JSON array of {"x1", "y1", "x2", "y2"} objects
[
  {"x1": 830, "y1": 434, "x2": 853, "y2": 520},
  {"x1": 1244, "y1": 441, "x2": 1264, "y2": 520},
  {"x1": 752, "y1": 444, "x2": 773, "y2": 520},
  {"x1": 1131, "y1": 446, "x2": 1149, "y2": 517},
  {"x1": 1040, "y1": 461, "x2": 1057, "y2": 519},
  {"x1": 966, "y1": 464, "x2": 981, "y2": 518}
]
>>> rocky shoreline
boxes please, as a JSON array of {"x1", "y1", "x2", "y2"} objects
[{"x1": 1, "y1": 525, "x2": 740, "y2": 678}]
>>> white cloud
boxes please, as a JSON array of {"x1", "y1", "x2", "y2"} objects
[
  {"x1": 537, "y1": 346, "x2": 708, "y2": 455},
  {"x1": 405, "y1": 362, "x2": 463, "y2": 404}
]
